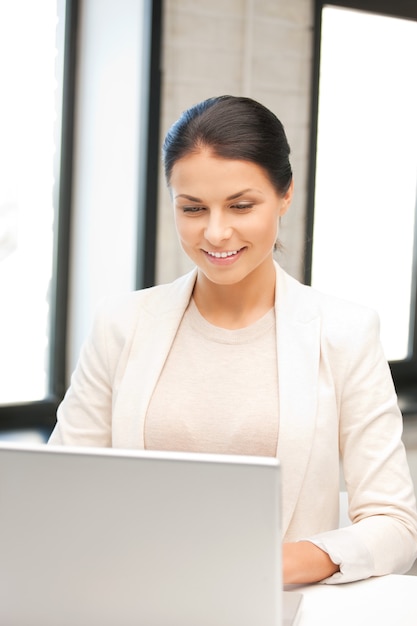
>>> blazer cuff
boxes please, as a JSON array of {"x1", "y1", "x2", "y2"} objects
[{"x1": 306, "y1": 527, "x2": 374, "y2": 584}]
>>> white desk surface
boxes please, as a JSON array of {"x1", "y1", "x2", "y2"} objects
[{"x1": 286, "y1": 574, "x2": 417, "y2": 626}]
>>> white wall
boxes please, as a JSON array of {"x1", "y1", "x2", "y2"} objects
[{"x1": 67, "y1": 0, "x2": 150, "y2": 377}]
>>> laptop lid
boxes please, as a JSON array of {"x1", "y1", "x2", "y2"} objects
[{"x1": 0, "y1": 442, "x2": 300, "y2": 626}]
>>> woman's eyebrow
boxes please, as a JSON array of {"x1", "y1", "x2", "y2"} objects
[
  {"x1": 174, "y1": 193, "x2": 202, "y2": 201},
  {"x1": 175, "y1": 189, "x2": 259, "y2": 202},
  {"x1": 226, "y1": 188, "x2": 256, "y2": 200}
]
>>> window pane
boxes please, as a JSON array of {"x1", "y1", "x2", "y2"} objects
[
  {"x1": 312, "y1": 6, "x2": 417, "y2": 361},
  {"x1": 0, "y1": 1, "x2": 60, "y2": 403}
]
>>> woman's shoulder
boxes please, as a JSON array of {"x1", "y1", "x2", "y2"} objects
[
  {"x1": 277, "y1": 266, "x2": 380, "y2": 347},
  {"x1": 279, "y1": 266, "x2": 378, "y2": 321},
  {"x1": 94, "y1": 269, "x2": 197, "y2": 328}
]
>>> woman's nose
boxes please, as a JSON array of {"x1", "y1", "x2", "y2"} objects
[{"x1": 204, "y1": 213, "x2": 232, "y2": 245}]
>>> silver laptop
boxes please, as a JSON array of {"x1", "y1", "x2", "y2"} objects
[{"x1": 0, "y1": 442, "x2": 302, "y2": 626}]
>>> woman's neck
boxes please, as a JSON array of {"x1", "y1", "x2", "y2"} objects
[{"x1": 193, "y1": 262, "x2": 276, "y2": 329}]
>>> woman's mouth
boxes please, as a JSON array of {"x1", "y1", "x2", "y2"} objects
[
  {"x1": 207, "y1": 249, "x2": 239, "y2": 258},
  {"x1": 203, "y1": 248, "x2": 245, "y2": 264}
]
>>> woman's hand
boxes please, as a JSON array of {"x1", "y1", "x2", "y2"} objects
[{"x1": 283, "y1": 541, "x2": 339, "y2": 584}]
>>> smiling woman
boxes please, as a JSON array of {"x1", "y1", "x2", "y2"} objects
[
  {"x1": 164, "y1": 96, "x2": 293, "y2": 326},
  {"x1": 49, "y1": 95, "x2": 417, "y2": 587},
  {"x1": 170, "y1": 150, "x2": 292, "y2": 327}
]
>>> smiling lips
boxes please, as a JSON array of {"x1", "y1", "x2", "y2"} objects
[
  {"x1": 204, "y1": 248, "x2": 245, "y2": 262},
  {"x1": 207, "y1": 249, "x2": 238, "y2": 258}
]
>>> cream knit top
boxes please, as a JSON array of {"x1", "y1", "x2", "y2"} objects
[{"x1": 144, "y1": 298, "x2": 279, "y2": 457}]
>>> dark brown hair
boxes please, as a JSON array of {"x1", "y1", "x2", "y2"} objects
[{"x1": 162, "y1": 95, "x2": 293, "y2": 195}]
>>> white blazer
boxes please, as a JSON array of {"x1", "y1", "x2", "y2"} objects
[{"x1": 49, "y1": 263, "x2": 417, "y2": 583}]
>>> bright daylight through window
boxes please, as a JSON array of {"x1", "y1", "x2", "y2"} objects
[
  {"x1": 0, "y1": 2, "x2": 61, "y2": 404},
  {"x1": 312, "y1": 6, "x2": 417, "y2": 362}
]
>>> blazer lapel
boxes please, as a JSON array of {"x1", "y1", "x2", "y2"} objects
[
  {"x1": 112, "y1": 269, "x2": 197, "y2": 448},
  {"x1": 275, "y1": 265, "x2": 321, "y2": 536}
]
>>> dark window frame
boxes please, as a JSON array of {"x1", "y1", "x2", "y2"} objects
[
  {"x1": 136, "y1": 0, "x2": 163, "y2": 290},
  {"x1": 307, "y1": 0, "x2": 417, "y2": 412}
]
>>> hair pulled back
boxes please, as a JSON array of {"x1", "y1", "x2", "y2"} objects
[{"x1": 162, "y1": 95, "x2": 292, "y2": 195}]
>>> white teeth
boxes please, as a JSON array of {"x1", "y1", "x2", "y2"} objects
[{"x1": 207, "y1": 250, "x2": 239, "y2": 258}]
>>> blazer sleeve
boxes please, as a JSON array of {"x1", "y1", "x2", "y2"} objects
[
  {"x1": 308, "y1": 307, "x2": 417, "y2": 583},
  {"x1": 48, "y1": 295, "x2": 134, "y2": 447}
]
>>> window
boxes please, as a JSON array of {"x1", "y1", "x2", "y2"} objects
[
  {"x1": 0, "y1": 0, "x2": 163, "y2": 433},
  {"x1": 307, "y1": 1, "x2": 417, "y2": 409},
  {"x1": 0, "y1": 0, "x2": 77, "y2": 430}
]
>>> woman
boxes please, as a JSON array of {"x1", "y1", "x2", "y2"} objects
[{"x1": 49, "y1": 95, "x2": 417, "y2": 584}]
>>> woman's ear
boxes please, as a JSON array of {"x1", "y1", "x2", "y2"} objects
[{"x1": 279, "y1": 179, "x2": 294, "y2": 217}]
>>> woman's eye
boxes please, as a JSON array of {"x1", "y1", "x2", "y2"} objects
[
  {"x1": 182, "y1": 205, "x2": 205, "y2": 213},
  {"x1": 231, "y1": 202, "x2": 253, "y2": 210}
]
